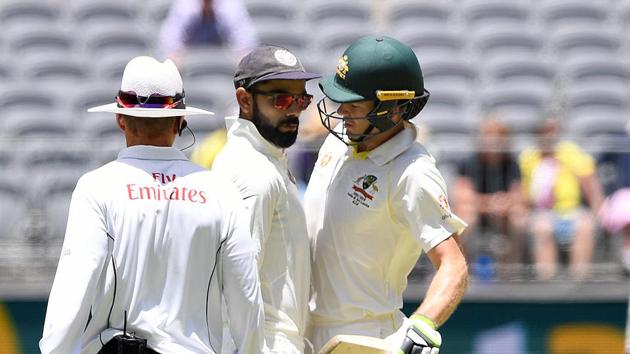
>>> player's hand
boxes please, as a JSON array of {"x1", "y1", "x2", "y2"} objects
[{"x1": 396, "y1": 314, "x2": 441, "y2": 354}]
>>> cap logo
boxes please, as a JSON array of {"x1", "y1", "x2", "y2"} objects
[
  {"x1": 336, "y1": 55, "x2": 349, "y2": 80},
  {"x1": 274, "y1": 49, "x2": 298, "y2": 66}
]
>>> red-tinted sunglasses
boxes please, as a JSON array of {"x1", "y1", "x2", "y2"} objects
[
  {"x1": 250, "y1": 90, "x2": 313, "y2": 111},
  {"x1": 116, "y1": 90, "x2": 186, "y2": 109}
]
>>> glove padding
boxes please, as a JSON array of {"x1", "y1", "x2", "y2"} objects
[{"x1": 396, "y1": 315, "x2": 441, "y2": 354}]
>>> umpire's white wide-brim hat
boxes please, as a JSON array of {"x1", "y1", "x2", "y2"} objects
[{"x1": 88, "y1": 56, "x2": 213, "y2": 118}]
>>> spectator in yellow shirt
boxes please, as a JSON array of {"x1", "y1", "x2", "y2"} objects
[{"x1": 519, "y1": 118, "x2": 604, "y2": 280}]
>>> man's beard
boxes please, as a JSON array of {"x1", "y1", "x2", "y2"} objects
[{"x1": 251, "y1": 103, "x2": 299, "y2": 148}]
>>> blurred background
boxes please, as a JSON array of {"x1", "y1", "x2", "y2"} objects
[{"x1": 0, "y1": 0, "x2": 628, "y2": 353}]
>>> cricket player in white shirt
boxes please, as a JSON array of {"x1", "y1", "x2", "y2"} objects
[
  {"x1": 39, "y1": 56, "x2": 265, "y2": 354},
  {"x1": 305, "y1": 36, "x2": 469, "y2": 354},
  {"x1": 213, "y1": 46, "x2": 320, "y2": 353}
]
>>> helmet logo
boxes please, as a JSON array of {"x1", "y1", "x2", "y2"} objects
[
  {"x1": 336, "y1": 55, "x2": 349, "y2": 80},
  {"x1": 274, "y1": 49, "x2": 298, "y2": 66}
]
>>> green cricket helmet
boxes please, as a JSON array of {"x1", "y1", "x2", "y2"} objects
[{"x1": 317, "y1": 35, "x2": 430, "y2": 143}]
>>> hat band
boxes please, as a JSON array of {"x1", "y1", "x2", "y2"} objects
[{"x1": 116, "y1": 90, "x2": 186, "y2": 109}]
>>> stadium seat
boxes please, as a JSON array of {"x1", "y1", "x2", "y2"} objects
[
  {"x1": 565, "y1": 80, "x2": 628, "y2": 117},
  {"x1": 480, "y1": 81, "x2": 555, "y2": 133},
  {"x1": 560, "y1": 53, "x2": 630, "y2": 85},
  {"x1": 305, "y1": 0, "x2": 373, "y2": 26},
  {"x1": 18, "y1": 143, "x2": 91, "y2": 192},
  {"x1": 538, "y1": 0, "x2": 609, "y2": 29},
  {"x1": 245, "y1": 0, "x2": 295, "y2": 22},
  {"x1": 146, "y1": 0, "x2": 173, "y2": 27},
  {"x1": 81, "y1": 24, "x2": 151, "y2": 57},
  {"x1": 32, "y1": 171, "x2": 84, "y2": 240},
  {"x1": 256, "y1": 25, "x2": 309, "y2": 53},
  {"x1": 8, "y1": 26, "x2": 76, "y2": 57},
  {"x1": 68, "y1": 0, "x2": 138, "y2": 26},
  {"x1": 0, "y1": 0, "x2": 60, "y2": 29},
  {"x1": 419, "y1": 82, "x2": 476, "y2": 135},
  {"x1": 549, "y1": 24, "x2": 621, "y2": 59},
  {"x1": 395, "y1": 25, "x2": 467, "y2": 57},
  {"x1": 387, "y1": 0, "x2": 453, "y2": 26},
  {"x1": 615, "y1": 0, "x2": 630, "y2": 29},
  {"x1": 0, "y1": 85, "x2": 61, "y2": 114},
  {"x1": 182, "y1": 82, "x2": 230, "y2": 116},
  {"x1": 2, "y1": 112, "x2": 71, "y2": 139},
  {"x1": 21, "y1": 54, "x2": 90, "y2": 83},
  {"x1": 92, "y1": 51, "x2": 139, "y2": 81},
  {"x1": 483, "y1": 54, "x2": 556, "y2": 85},
  {"x1": 565, "y1": 82, "x2": 629, "y2": 139},
  {"x1": 0, "y1": 57, "x2": 13, "y2": 81},
  {"x1": 0, "y1": 176, "x2": 30, "y2": 239},
  {"x1": 312, "y1": 23, "x2": 375, "y2": 56},
  {"x1": 71, "y1": 82, "x2": 120, "y2": 119},
  {"x1": 458, "y1": 0, "x2": 531, "y2": 28},
  {"x1": 469, "y1": 23, "x2": 544, "y2": 59},
  {"x1": 181, "y1": 47, "x2": 238, "y2": 83},
  {"x1": 422, "y1": 55, "x2": 478, "y2": 87}
]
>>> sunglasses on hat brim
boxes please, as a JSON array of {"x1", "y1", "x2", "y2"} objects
[{"x1": 116, "y1": 90, "x2": 186, "y2": 109}]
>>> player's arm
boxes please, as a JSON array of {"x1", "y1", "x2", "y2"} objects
[
  {"x1": 415, "y1": 236, "x2": 468, "y2": 326},
  {"x1": 387, "y1": 236, "x2": 467, "y2": 354},
  {"x1": 40, "y1": 177, "x2": 109, "y2": 354},
  {"x1": 220, "y1": 195, "x2": 265, "y2": 353}
]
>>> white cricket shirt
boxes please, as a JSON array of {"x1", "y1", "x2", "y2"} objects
[
  {"x1": 40, "y1": 146, "x2": 264, "y2": 354},
  {"x1": 213, "y1": 117, "x2": 311, "y2": 344},
  {"x1": 304, "y1": 125, "x2": 466, "y2": 324}
]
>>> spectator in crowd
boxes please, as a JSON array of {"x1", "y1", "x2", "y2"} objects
[
  {"x1": 597, "y1": 121, "x2": 630, "y2": 275},
  {"x1": 40, "y1": 56, "x2": 264, "y2": 354},
  {"x1": 158, "y1": 0, "x2": 258, "y2": 63},
  {"x1": 519, "y1": 118, "x2": 604, "y2": 280},
  {"x1": 452, "y1": 116, "x2": 527, "y2": 278}
]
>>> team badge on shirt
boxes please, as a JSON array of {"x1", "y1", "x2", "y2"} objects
[{"x1": 348, "y1": 174, "x2": 379, "y2": 207}]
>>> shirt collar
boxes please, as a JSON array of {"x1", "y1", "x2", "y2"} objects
[
  {"x1": 349, "y1": 124, "x2": 417, "y2": 166},
  {"x1": 225, "y1": 116, "x2": 285, "y2": 159},
  {"x1": 117, "y1": 145, "x2": 188, "y2": 161}
]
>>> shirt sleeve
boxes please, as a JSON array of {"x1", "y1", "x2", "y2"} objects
[
  {"x1": 563, "y1": 142, "x2": 595, "y2": 177},
  {"x1": 220, "y1": 187, "x2": 265, "y2": 354},
  {"x1": 396, "y1": 161, "x2": 467, "y2": 253},
  {"x1": 40, "y1": 176, "x2": 109, "y2": 354}
]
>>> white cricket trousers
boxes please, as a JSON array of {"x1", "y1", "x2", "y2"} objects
[{"x1": 307, "y1": 311, "x2": 406, "y2": 353}]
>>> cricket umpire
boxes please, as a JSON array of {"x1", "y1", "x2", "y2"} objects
[
  {"x1": 39, "y1": 56, "x2": 264, "y2": 354},
  {"x1": 305, "y1": 36, "x2": 469, "y2": 353}
]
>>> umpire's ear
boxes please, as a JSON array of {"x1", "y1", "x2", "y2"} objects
[{"x1": 236, "y1": 87, "x2": 254, "y2": 119}]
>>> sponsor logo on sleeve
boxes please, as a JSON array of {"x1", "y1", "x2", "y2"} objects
[{"x1": 438, "y1": 194, "x2": 452, "y2": 220}]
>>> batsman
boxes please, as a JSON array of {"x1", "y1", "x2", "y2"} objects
[{"x1": 305, "y1": 36, "x2": 468, "y2": 354}]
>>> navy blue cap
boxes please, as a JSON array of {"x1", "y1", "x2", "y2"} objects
[{"x1": 234, "y1": 45, "x2": 320, "y2": 89}]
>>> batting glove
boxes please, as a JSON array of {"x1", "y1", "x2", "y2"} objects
[{"x1": 396, "y1": 314, "x2": 441, "y2": 354}]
